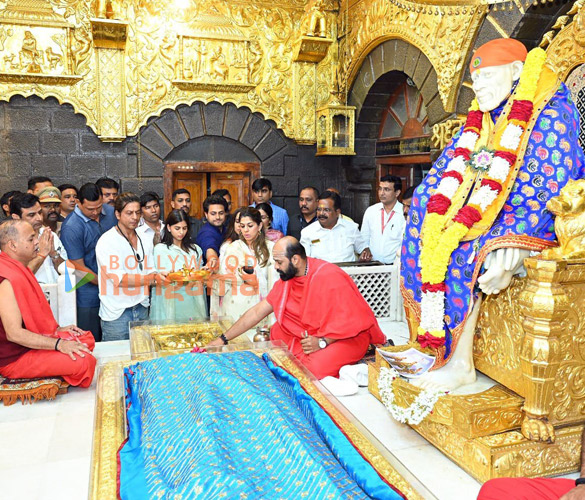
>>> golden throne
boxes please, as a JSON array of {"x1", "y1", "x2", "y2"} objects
[
  {"x1": 368, "y1": 5, "x2": 585, "y2": 482},
  {"x1": 369, "y1": 256, "x2": 585, "y2": 482}
]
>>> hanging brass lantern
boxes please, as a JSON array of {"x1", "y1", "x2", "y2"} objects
[{"x1": 316, "y1": 94, "x2": 356, "y2": 156}]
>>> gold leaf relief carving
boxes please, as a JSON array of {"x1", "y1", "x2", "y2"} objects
[
  {"x1": 343, "y1": 0, "x2": 487, "y2": 112},
  {"x1": 474, "y1": 278, "x2": 525, "y2": 392},
  {"x1": 1, "y1": 0, "x2": 337, "y2": 141},
  {"x1": 0, "y1": 0, "x2": 98, "y2": 130}
]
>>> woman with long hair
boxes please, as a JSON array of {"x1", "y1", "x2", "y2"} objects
[
  {"x1": 210, "y1": 207, "x2": 244, "y2": 316},
  {"x1": 216, "y1": 207, "x2": 277, "y2": 340},
  {"x1": 151, "y1": 209, "x2": 207, "y2": 321},
  {"x1": 222, "y1": 207, "x2": 244, "y2": 247},
  {"x1": 256, "y1": 202, "x2": 284, "y2": 243}
]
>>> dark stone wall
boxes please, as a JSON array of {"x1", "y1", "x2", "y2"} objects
[
  {"x1": 0, "y1": 95, "x2": 129, "y2": 192},
  {"x1": 0, "y1": 96, "x2": 348, "y2": 218},
  {"x1": 346, "y1": 40, "x2": 447, "y2": 220}
]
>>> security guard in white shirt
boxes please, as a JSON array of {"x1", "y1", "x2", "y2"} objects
[{"x1": 300, "y1": 191, "x2": 371, "y2": 264}]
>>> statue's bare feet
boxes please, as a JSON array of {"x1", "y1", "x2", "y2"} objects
[
  {"x1": 521, "y1": 416, "x2": 555, "y2": 443},
  {"x1": 411, "y1": 359, "x2": 476, "y2": 393}
]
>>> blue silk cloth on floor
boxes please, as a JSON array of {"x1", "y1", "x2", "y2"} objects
[{"x1": 118, "y1": 351, "x2": 404, "y2": 500}]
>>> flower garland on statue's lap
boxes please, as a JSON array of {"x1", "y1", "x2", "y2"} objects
[{"x1": 417, "y1": 48, "x2": 547, "y2": 350}]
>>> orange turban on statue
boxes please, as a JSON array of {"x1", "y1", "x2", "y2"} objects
[{"x1": 469, "y1": 38, "x2": 528, "y2": 73}]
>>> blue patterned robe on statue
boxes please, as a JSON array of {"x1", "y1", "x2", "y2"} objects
[{"x1": 401, "y1": 83, "x2": 585, "y2": 363}]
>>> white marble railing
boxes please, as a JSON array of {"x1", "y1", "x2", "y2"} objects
[
  {"x1": 340, "y1": 263, "x2": 405, "y2": 322},
  {"x1": 40, "y1": 274, "x2": 77, "y2": 326}
]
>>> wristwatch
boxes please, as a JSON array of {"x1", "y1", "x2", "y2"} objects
[
  {"x1": 318, "y1": 338, "x2": 327, "y2": 349},
  {"x1": 575, "y1": 477, "x2": 585, "y2": 486},
  {"x1": 220, "y1": 334, "x2": 229, "y2": 345}
]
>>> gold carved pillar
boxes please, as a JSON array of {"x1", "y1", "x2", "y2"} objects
[
  {"x1": 518, "y1": 258, "x2": 568, "y2": 442},
  {"x1": 293, "y1": 62, "x2": 317, "y2": 143},
  {"x1": 292, "y1": 1, "x2": 333, "y2": 144},
  {"x1": 90, "y1": 18, "x2": 127, "y2": 141}
]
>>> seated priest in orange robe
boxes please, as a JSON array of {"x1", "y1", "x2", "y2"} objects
[
  {"x1": 207, "y1": 236, "x2": 386, "y2": 379},
  {"x1": 0, "y1": 220, "x2": 96, "y2": 388}
]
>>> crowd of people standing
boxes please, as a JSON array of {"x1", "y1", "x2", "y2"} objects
[{"x1": 0, "y1": 174, "x2": 415, "y2": 344}]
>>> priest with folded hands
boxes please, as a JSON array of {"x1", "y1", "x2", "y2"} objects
[
  {"x1": 0, "y1": 220, "x2": 96, "y2": 388},
  {"x1": 207, "y1": 236, "x2": 386, "y2": 379}
]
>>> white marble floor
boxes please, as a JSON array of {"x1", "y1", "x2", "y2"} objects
[{"x1": 0, "y1": 325, "x2": 576, "y2": 500}]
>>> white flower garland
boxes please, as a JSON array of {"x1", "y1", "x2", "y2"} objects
[{"x1": 377, "y1": 367, "x2": 446, "y2": 425}]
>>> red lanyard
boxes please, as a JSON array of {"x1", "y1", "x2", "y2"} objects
[{"x1": 381, "y1": 209, "x2": 395, "y2": 234}]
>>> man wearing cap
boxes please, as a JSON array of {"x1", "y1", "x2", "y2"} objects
[
  {"x1": 400, "y1": 38, "x2": 584, "y2": 392},
  {"x1": 38, "y1": 186, "x2": 63, "y2": 236}
]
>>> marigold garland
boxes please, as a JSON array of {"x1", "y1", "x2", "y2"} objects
[{"x1": 417, "y1": 48, "x2": 547, "y2": 350}]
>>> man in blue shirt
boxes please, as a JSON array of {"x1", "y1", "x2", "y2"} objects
[
  {"x1": 196, "y1": 195, "x2": 228, "y2": 269},
  {"x1": 60, "y1": 183, "x2": 117, "y2": 342},
  {"x1": 250, "y1": 178, "x2": 289, "y2": 235}
]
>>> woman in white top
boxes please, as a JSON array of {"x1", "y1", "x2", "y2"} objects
[
  {"x1": 216, "y1": 207, "x2": 277, "y2": 340},
  {"x1": 151, "y1": 209, "x2": 207, "y2": 322}
]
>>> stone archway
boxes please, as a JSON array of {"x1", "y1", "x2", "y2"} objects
[
  {"x1": 345, "y1": 39, "x2": 448, "y2": 220},
  {"x1": 132, "y1": 102, "x2": 345, "y2": 214}
]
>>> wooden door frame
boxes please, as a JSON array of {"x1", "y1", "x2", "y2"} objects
[
  {"x1": 164, "y1": 161, "x2": 261, "y2": 216},
  {"x1": 375, "y1": 158, "x2": 429, "y2": 197}
]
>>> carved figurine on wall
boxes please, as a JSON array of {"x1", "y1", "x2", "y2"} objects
[
  {"x1": 45, "y1": 47, "x2": 63, "y2": 70},
  {"x1": 20, "y1": 30, "x2": 43, "y2": 73},
  {"x1": 400, "y1": 38, "x2": 585, "y2": 392},
  {"x1": 209, "y1": 45, "x2": 228, "y2": 81},
  {"x1": 304, "y1": 0, "x2": 327, "y2": 38}
]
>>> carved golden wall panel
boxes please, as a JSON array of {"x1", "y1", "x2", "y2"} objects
[
  {"x1": 543, "y1": 0, "x2": 585, "y2": 81},
  {"x1": 0, "y1": 0, "x2": 340, "y2": 142},
  {"x1": 341, "y1": 0, "x2": 488, "y2": 112},
  {"x1": 92, "y1": 18, "x2": 127, "y2": 141},
  {"x1": 0, "y1": 0, "x2": 98, "y2": 133},
  {"x1": 293, "y1": 62, "x2": 317, "y2": 143},
  {"x1": 0, "y1": 0, "x2": 493, "y2": 141}
]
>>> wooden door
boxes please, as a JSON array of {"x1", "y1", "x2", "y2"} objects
[
  {"x1": 164, "y1": 161, "x2": 261, "y2": 219},
  {"x1": 210, "y1": 172, "x2": 250, "y2": 211},
  {"x1": 174, "y1": 172, "x2": 207, "y2": 219}
]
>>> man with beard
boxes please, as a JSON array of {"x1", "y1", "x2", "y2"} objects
[
  {"x1": 196, "y1": 195, "x2": 228, "y2": 267},
  {"x1": 206, "y1": 236, "x2": 385, "y2": 378},
  {"x1": 10, "y1": 193, "x2": 67, "y2": 285},
  {"x1": 300, "y1": 191, "x2": 371, "y2": 263},
  {"x1": 287, "y1": 186, "x2": 319, "y2": 240},
  {"x1": 96, "y1": 192, "x2": 166, "y2": 341},
  {"x1": 95, "y1": 177, "x2": 119, "y2": 207}
]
